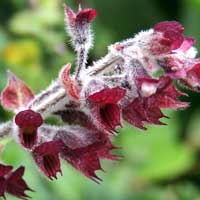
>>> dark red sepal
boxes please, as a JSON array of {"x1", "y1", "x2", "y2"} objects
[
  {"x1": 6, "y1": 166, "x2": 33, "y2": 200},
  {"x1": 1, "y1": 71, "x2": 34, "y2": 111},
  {"x1": 76, "y1": 9, "x2": 97, "y2": 23},
  {"x1": 56, "y1": 128, "x2": 119, "y2": 183},
  {"x1": 33, "y1": 140, "x2": 63, "y2": 180}
]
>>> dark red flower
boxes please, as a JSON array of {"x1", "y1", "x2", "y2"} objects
[
  {"x1": 0, "y1": 164, "x2": 13, "y2": 177},
  {"x1": 64, "y1": 4, "x2": 96, "y2": 26},
  {"x1": 1, "y1": 71, "x2": 34, "y2": 111},
  {"x1": 15, "y1": 109, "x2": 43, "y2": 149},
  {"x1": 123, "y1": 76, "x2": 188, "y2": 129},
  {"x1": 76, "y1": 8, "x2": 97, "y2": 23},
  {"x1": 122, "y1": 98, "x2": 166, "y2": 129},
  {"x1": 146, "y1": 76, "x2": 189, "y2": 109},
  {"x1": 181, "y1": 63, "x2": 200, "y2": 91},
  {"x1": 0, "y1": 164, "x2": 32, "y2": 200},
  {"x1": 6, "y1": 166, "x2": 33, "y2": 200},
  {"x1": 152, "y1": 21, "x2": 186, "y2": 54},
  {"x1": 33, "y1": 140, "x2": 63, "y2": 180},
  {"x1": 88, "y1": 87, "x2": 126, "y2": 132},
  {"x1": 0, "y1": 164, "x2": 13, "y2": 199},
  {"x1": 55, "y1": 127, "x2": 119, "y2": 182}
]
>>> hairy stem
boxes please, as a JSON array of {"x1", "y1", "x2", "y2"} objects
[
  {"x1": 27, "y1": 81, "x2": 70, "y2": 117},
  {"x1": 75, "y1": 46, "x2": 89, "y2": 81},
  {"x1": 0, "y1": 121, "x2": 12, "y2": 139},
  {"x1": 87, "y1": 53, "x2": 123, "y2": 76}
]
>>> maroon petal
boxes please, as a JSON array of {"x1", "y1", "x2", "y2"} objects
[
  {"x1": 76, "y1": 9, "x2": 97, "y2": 23},
  {"x1": 144, "y1": 98, "x2": 167, "y2": 125},
  {"x1": 122, "y1": 98, "x2": 147, "y2": 129},
  {"x1": 186, "y1": 63, "x2": 200, "y2": 86},
  {"x1": 123, "y1": 76, "x2": 188, "y2": 129},
  {"x1": 154, "y1": 76, "x2": 189, "y2": 109},
  {"x1": 62, "y1": 146, "x2": 103, "y2": 182},
  {"x1": 99, "y1": 104, "x2": 122, "y2": 131},
  {"x1": 56, "y1": 127, "x2": 119, "y2": 182},
  {"x1": 6, "y1": 166, "x2": 33, "y2": 200},
  {"x1": 0, "y1": 164, "x2": 13, "y2": 199},
  {"x1": 88, "y1": 87, "x2": 125, "y2": 132},
  {"x1": 152, "y1": 21, "x2": 185, "y2": 54},
  {"x1": 154, "y1": 21, "x2": 184, "y2": 33},
  {"x1": 64, "y1": 4, "x2": 96, "y2": 27},
  {"x1": 64, "y1": 4, "x2": 76, "y2": 26},
  {"x1": 179, "y1": 37, "x2": 195, "y2": 52},
  {"x1": 122, "y1": 97, "x2": 166, "y2": 129},
  {"x1": 15, "y1": 109, "x2": 43, "y2": 149},
  {"x1": 88, "y1": 87, "x2": 126, "y2": 104},
  {"x1": 33, "y1": 140, "x2": 63, "y2": 180},
  {"x1": 0, "y1": 177, "x2": 6, "y2": 199},
  {"x1": 0, "y1": 164, "x2": 13, "y2": 177},
  {"x1": 1, "y1": 71, "x2": 34, "y2": 111}
]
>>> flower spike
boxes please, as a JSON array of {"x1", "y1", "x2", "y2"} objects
[{"x1": 0, "y1": 4, "x2": 200, "y2": 200}]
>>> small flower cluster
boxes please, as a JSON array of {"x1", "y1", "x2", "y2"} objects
[{"x1": 0, "y1": 4, "x2": 200, "y2": 199}]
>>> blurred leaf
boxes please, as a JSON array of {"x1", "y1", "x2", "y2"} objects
[{"x1": 119, "y1": 111, "x2": 195, "y2": 182}]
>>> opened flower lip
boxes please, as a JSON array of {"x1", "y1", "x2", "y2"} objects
[
  {"x1": 33, "y1": 140, "x2": 63, "y2": 180},
  {"x1": 15, "y1": 109, "x2": 43, "y2": 149},
  {"x1": 88, "y1": 87, "x2": 126, "y2": 132},
  {"x1": 88, "y1": 86, "x2": 126, "y2": 104}
]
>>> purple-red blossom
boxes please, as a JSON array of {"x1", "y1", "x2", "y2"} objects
[
  {"x1": 6, "y1": 167, "x2": 33, "y2": 200},
  {"x1": 64, "y1": 4, "x2": 96, "y2": 26},
  {"x1": 1, "y1": 71, "x2": 34, "y2": 111},
  {"x1": 33, "y1": 140, "x2": 63, "y2": 180},
  {"x1": 15, "y1": 109, "x2": 43, "y2": 149},
  {"x1": 123, "y1": 76, "x2": 188, "y2": 129},
  {"x1": 180, "y1": 63, "x2": 200, "y2": 91},
  {"x1": 88, "y1": 87, "x2": 126, "y2": 132},
  {"x1": 0, "y1": 164, "x2": 32, "y2": 200},
  {"x1": 139, "y1": 76, "x2": 189, "y2": 109},
  {"x1": 55, "y1": 127, "x2": 119, "y2": 182},
  {"x1": 151, "y1": 21, "x2": 192, "y2": 55},
  {"x1": 0, "y1": 164, "x2": 13, "y2": 199}
]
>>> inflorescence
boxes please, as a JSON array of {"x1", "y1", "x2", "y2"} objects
[{"x1": 0, "y1": 4, "x2": 200, "y2": 200}]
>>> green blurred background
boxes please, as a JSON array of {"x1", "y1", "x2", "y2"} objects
[{"x1": 1, "y1": 0, "x2": 200, "y2": 199}]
